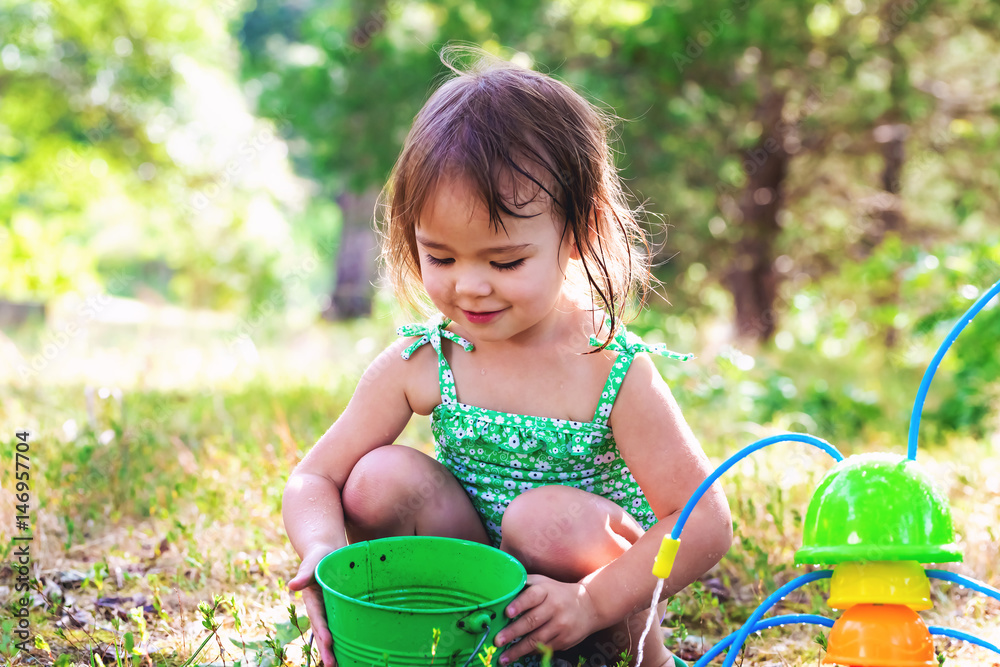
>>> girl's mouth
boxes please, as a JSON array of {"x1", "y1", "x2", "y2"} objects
[{"x1": 462, "y1": 309, "x2": 505, "y2": 324}]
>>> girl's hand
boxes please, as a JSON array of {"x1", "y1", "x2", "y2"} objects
[
  {"x1": 288, "y1": 545, "x2": 338, "y2": 667},
  {"x1": 493, "y1": 574, "x2": 603, "y2": 665}
]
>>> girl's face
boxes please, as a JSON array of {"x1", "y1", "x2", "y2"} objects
[{"x1": 416, "y1": 176, "x2": 575, "y2": 344}]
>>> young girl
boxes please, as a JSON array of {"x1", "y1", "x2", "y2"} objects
[{"x1": 283, "y1": 47, "x2": 732, "y2": 667}]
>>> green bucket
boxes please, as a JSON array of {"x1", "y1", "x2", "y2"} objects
[{"x1": 316, "y1": 536, "x2": 527, "y2": 667}]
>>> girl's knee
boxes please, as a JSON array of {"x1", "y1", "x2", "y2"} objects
[
  {"x1": 501, "y1": 486, "x2": 585, "y2": 541},
  {"x1": 500, "y1": 486, "x2": 637, "y2": 579},
  {"x1": 342, "y1": 445, "x2": 448, "y2": 532}
]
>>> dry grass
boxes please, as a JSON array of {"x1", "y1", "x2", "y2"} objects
[{"x1": 1, "y1": 304, "x2": 998, "y2": 666}]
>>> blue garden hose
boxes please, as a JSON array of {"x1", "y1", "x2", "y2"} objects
[
  {"x1": 686, "y1": 616, "x2": 1000, "y2": 665},
  {"x1": 928, "y1": 626, "x2": 1000, "y2": 656},
  {"x1": 720, "y1": 570, "x2": 833, "y2": 667},
  {"x1": 907, "y1": 279, "x2": 1000, "y2": 460},
  {"x1": 926, "y1": 569, "x2": 1000, "y2": 603},
  {"x1": 652, "y1": 434, "x2": 842, "y2": 580},
  {"x1": 670, "y1": 434, "x2": 843, "y2": 542},
  {"x1": 691, "y1": 614, "x2": 834, "y2": 666}
]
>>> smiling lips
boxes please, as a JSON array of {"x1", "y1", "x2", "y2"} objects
[{"x1": 462, "y1": 308, "x2": 505, "y2": 324}]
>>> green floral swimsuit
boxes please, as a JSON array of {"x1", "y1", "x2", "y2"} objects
[{"x1": 397, "y1": 314, "x2": 691, "y2": 549}]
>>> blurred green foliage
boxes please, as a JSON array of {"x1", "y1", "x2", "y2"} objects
[
  {"x1": 931, "y1": 306, "x2": 1000, "y2": 436},
  {"x1": 2, "y1": 7, "x2": 998, "y2": 663},
  {"x1": 2, "y1": 0, "x2": 998, "y2": 434},
  {"x1": 0, "y1": 0, "x2": 311, "y2": 309}
]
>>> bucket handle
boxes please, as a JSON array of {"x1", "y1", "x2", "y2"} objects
[
  {"x1": 458, "y1": 623, "x2": 492, "y2": 667},
  {"x1": 457, "y1": 611, "x2": 497, "y2": 667}
]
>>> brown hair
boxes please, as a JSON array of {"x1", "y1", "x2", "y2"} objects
[{"x1": 378, "y1": 45, "x2": 652, "y2": 346}]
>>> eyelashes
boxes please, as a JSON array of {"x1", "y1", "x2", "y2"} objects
[
  {"x1": 423, "y1": 254, "x2": 452, "y2": 267},
  {"x1": 424, "y1": 255, "x2": 525, "y2": 272},
  {"x1": 493, "y1": 259, "x2": 525, "y2": 271}
]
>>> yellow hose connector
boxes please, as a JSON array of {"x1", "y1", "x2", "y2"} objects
[{"x1": 652, "y1": 537, "x2": 681, "y2": 579}]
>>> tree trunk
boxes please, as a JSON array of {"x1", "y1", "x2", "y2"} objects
[
  {"x1": 867, "y1": 36, "x2": 911, "y2": 348},
  {"x1": 872, "y1": 122, "x2": 909, "y2": 347},
  {"x1": 324, "y1": 187, "x2": 380, "y2": 320},
  {"x1": 0, "y1": 299, "x2": 45, "y2": 328},
  {"x1": 725, "y1": 91, "x2": 788, "y2": 343}
]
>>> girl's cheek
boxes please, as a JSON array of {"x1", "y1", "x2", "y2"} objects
[{"x1": 422, "y1": 274, "x2": 449, "y2": 298}]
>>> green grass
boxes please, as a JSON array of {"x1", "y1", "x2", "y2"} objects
[{"x1": 1, "y1": 310, "x2": 998, "y2": 666}]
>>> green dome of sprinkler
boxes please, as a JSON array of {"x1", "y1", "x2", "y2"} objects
[{"x1": 795, "y1": 452, "x2": 962, "y2": 565}]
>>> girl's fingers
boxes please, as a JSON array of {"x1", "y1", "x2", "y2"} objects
[
  {"x1": 289, "y1": 546, "x2": 339, "y2": 664},
  {"x1": 497, "y1": 623, "x2": 554, "y2": 665},
  {"x1": 505, "y1": 575, "x2": 549, "y2": 619},
  {"x1": 301, "y1": 585, "x2": 335, "y2": 666},
  {"x1": 495, "y1": 609, "x2": 543, "y2": 649},
  {"x1": 289, "y1": 553, "x2": 320, "y2": 590},
  {"x1": 290, "y1": 545, "x2": 335, "y2": 591},
  {"x1": 288, "y1": 569, "x2": 312, "y2": 591},
  {"x1": 496, "y1": 584, "x2": 548, "y2": 647}
]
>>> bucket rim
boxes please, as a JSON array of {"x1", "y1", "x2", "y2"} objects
[{"x1": 315, "y1": 535, "x2": 527, "y2": 614}]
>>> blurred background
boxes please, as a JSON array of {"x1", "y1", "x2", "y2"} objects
[{"x1": 1, "y1": 0, "x2": 998, "y2": 665}]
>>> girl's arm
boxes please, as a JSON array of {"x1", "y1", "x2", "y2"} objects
[
  {"x1": 283, "y1": 339, "x2": 417, "y2": 557},
  {"x1": 583, "y1": 352, "x2": 733, "y2": 627},
  {"x1": 283, "y1": 338, "x2": 431, "y2": 667}
]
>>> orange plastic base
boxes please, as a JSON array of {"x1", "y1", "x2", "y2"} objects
[{"x1": 824, "y1": 604, "x2": 936, "y2": 667}]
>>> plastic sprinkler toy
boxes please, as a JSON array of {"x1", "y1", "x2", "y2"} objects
[{"x1": 640, "y1": 279, "x2": 1000, "y2": 667}]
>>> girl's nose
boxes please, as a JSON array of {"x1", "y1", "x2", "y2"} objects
[{"x1": 454, "y1": 268, "x2": 492, "y2": 297}]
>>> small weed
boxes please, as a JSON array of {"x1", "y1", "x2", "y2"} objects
[
  {"x1": 83, "y1": 561, "x2": 110, "y2": 593},
  {"x1": 2, "y1": 619, "x2": 23, "y2": 661},
  {"x1": 664, "y1": 595, "x2": 690, "y2": 647},
  {"x1": 611, "y1": 652, "x2": 632, "y2": 667},
  {"x1": 127, "y1": 606, "x2": 148, "y2": 656},
  {"x1": 430, "y1": 628, "x2": 441, "y2": 665},
  {"x1": 148, "y1": 580, "x2": 171, "y2": 624},
  {"x1": 62, "y1": 515, "x2": 78, "y2": 550},
  {"x1": 477, "y1": 645, "x2": 496, "y2": 666}
]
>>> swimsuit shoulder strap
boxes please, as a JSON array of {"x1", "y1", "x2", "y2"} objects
[
  {"x1": 589, "y1": 326, "x2": 693, "y2": 426},
  {"x1": 397, "y1": 314, "x2": 475, "y2": 405}
]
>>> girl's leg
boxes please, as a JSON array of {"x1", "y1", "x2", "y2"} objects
[
  {"x1": 341, "y1": 444, "x2": 489, "y2": 545},
  {"x1": 499, "y1": 485, "x2": 674, "y2": 667}
]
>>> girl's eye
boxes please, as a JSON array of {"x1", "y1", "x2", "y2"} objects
[
  {"x1": 424, "y1": 254, "x2": 453, "y2": 266},
  {"x1": 492, "y1": 259, "x2": 525, "y2": 271}
]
